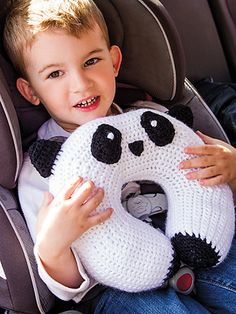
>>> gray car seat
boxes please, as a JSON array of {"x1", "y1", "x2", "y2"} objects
[
  {"x1": 209, "y1": 0, "x2": 236, "y2": 81},
  {"x1": 0, "y1": 0, "x2": 230, "y2": 313},
  {"x1": 160, "y1": 0, "x2": 233, "y2": 83}
]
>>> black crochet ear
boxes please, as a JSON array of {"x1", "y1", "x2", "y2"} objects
[
  {"x1": 28, "y1": 139, "x2": 62, "y2": 178},
  {"x1": 167, "y1": 104, "x2": 194, "y2": 128}
]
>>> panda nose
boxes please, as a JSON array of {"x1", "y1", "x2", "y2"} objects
[{"x1": 128, "y1": 140, "x2": 144, "y2": 156}]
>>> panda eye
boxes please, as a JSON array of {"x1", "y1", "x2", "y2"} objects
[
  {"x1": 91, "y1": 124, "x2": 122, "y2": 164},
  {"x1": 140, "y1": 111, "x2": 175, "y2": 146}
]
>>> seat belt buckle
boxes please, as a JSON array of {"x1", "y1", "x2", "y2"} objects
[{"x1": 168, "y1": 266, "x2": 195, "y2": 295}]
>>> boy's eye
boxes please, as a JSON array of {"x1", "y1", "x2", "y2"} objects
[
  {"x1": 84, "y1": 58, "x2": 99, "y2": 67},
  {"x1": 48, "y1": 70, "x2": 63, "y2": 79}
]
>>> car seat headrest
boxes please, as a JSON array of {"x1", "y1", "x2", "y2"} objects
[{"x1": 95, "y1": 0, "x2": 185, "y2": 103}]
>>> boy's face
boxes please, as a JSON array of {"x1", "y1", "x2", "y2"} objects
[{"x1": 17, "y1": 24, "x2": 122, "y2": 132}]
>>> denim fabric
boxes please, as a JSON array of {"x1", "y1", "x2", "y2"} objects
[
  {"x1": 195, "y1": 78, "x2": 236, "y2": 147},
  {"x1": 195, "y1": 238, "x2": 236, "y2": 314},
  {"x1": 94, "y1": 239, "x2": 236, "y2": 313}
]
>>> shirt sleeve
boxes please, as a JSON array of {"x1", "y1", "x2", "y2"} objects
[
  {"x1": 34, "y1": 245, "x2": 97, "y2": 302},
  {"x1": 18, "y1": 153, "x2": 48, "y2": 242}
]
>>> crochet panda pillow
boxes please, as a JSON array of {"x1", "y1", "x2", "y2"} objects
[{"x1": 29, "y1": 106, "x2": 235, "y2": 293}]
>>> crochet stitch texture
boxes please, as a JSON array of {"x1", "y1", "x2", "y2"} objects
[{"x1": 36, "y1": 108, "x2": 236, "y2": 292}]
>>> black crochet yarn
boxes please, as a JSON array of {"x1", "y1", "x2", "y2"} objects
[
  {"x1": 171, "y1": 233, "x2": 220, "y2": 269},
  {"x1": 128, "y1": 140, "x2": 144, "y2": 156},
  {"x1": 91, "y1": 124, "x2": 122, "y2": 164},
  {"x1": 28, "y1": 139, "x2": 62, "y2": 178},
  {"x1": 140, "y1": 111, "x2": 175, "y2": 146},
  {"x1": 168, "y1": 104, "x2": 194, "y2": 128}
]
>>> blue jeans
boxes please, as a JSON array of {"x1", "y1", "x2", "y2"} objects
[{"x1": 94, "y1": 239, "x2": 236, "y2": 314}]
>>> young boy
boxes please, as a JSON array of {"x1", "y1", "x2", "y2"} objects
[{"x1": 3, "y1": 0, "x2": 236, "y2": 313}]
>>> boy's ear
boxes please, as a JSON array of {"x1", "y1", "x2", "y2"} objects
[
  {"x1": 16, "y1": 77, "x2": 40, "y2": 105},
  {"x1": 110, "y1": 45, "x2": 122, "y2": 77}
]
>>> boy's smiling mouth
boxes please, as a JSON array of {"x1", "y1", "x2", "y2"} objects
[{"x1": 73, "y1": 96, "x2": 100, "y2": 111}]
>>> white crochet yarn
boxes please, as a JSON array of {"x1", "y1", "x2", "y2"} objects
[{"x1": 49, "y1": 108, "x2": 235, "y2": 292}]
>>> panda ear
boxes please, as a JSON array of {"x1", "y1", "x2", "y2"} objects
[
  {"x1": 28, "y1": 139, "x2": 62, "y2": 178},
  {"x1": 167, "y1": 104, "x2": 194, "y2": 128}
]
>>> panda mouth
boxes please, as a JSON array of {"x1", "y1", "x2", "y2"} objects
[{"x1": 74, "y1": 96, "x2": 98, "y2": 108}]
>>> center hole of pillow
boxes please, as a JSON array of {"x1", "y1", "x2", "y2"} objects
[{"x1": 121, "y1": 181, "x2": 167, "y2": 231}]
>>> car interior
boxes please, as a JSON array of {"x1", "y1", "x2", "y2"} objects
[{"x1": 0, "y1": 0, "x2": 235, "y2": 313}]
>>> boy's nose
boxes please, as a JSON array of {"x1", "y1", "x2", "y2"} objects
[
  {"x1": 71, "y1": 71, "x2": 92, "y2": 93},
  {"x1": 128, "y1": 140, "x2": 144, "y2": 156}
]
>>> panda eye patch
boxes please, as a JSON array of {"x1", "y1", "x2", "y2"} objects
[
  {"x1": 141, "y1": 111, "x2": 175, "y2": 146},
  {"x1": 91, "y1": 124, "x2": 122, "y2": 164}
]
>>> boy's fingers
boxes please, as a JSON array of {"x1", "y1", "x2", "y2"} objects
[
  {"x1": 42, "y1": 191, "x2": 54, "y2": 207},
  {"x1": 196, "y1": 131, "x2": 228, "y2": 147},
  {"x1": 180, "y1": 156, "x2": 214, "y2": 169},
  {"x1": 179, "y1": 158, "x2": 199, "y2": 169},
  {"x1": 184, "y1": 145, "x2": 217, "y2": 155},
  {"x1": 200, "y1": 175, "x2": 224, "y2": 186},
  {"x1": 37, "y1": 192, "x2": 55, "y2": 234},
  {"x1": 185, "y1": 166, "x2": 220, "y2": 181},
  {"x1": 88, "y1": 208, "x2": 113, "y2": 227},
  {"x1": 63, "y1": 176, "x2": 83, "y2": 199},
  {"x1": 196, "y1": 131, "x2": 215, "y2": 144},
  {"x1": 38, "y1": 192, "x2": 54, "y2": 217},
  {"x1": 67, "y1": 180, "x2": 95, "y2": 206},
  {"x1": 80, "y1": 188, "x2": 104, "y2": 215}
]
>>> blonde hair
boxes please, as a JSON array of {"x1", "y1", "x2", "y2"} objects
[{"x1": 3, "y1": 0, "x2": 110, "y2": 78}]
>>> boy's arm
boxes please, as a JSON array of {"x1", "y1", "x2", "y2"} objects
[
  {"x1": 179, "y1": 131, "x2": 236, "y2": 188},
  {"x1": 34, "y1": 177, "x2": 112, "y2": 289},
  {"x1": 18, "y1": 156, "x2": 110, "y2": 300}
]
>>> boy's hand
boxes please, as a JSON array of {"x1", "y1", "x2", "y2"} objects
[
  {"x1": 179, "y1": 131, "x2": 236, "y2": 186},
  {"x1": 36, "y1": 177, "x2": 113, "y2": 263}
]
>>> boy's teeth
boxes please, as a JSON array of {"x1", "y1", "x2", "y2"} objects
[{"x1": 77, "y1": 97, "x2": 96, "y2": 107}]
